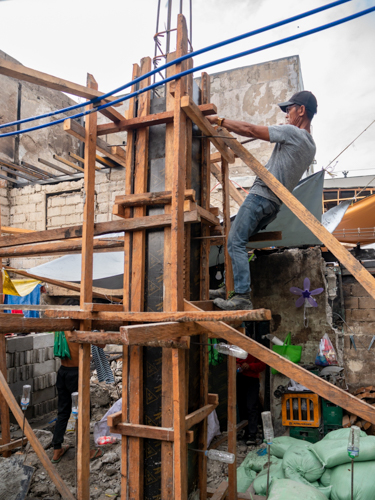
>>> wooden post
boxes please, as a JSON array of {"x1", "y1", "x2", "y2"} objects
[
  {"x1": 200, "y1": 72, "x2": 211, "y2": 301},
  {"x1": 0, "y1": 205, "x2": 11, "y2": 458},
  {"x1": 121, "y1": 62, "x2": 139, "y2": 500},
  {"x1": 128, "y1": 56, "x2": 151, "y2": 500},
  {"x1": 77, "y1": 73, "x2": 98, "y2": 500},
  {"x1": 222, "y1": 156, "x2": 234, "y2": 296}
]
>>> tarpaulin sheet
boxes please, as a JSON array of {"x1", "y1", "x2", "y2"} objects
[
  {"x1": 2, "y1": 270, "x2": 41, "y2": 296},
  {"x1": 4, "y1": 284, "x2": 41, "y2": 318},
  {"x1": 333, "y1": 193, "x2": 375, "y2": 244}
]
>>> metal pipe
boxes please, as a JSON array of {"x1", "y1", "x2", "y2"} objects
[{"x1": 166, "y1": 0, "x2": 172, "y2": 54}]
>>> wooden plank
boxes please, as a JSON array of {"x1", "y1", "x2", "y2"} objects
[
  {"x1": 109, "y1": 422, "x2": 194, "y2": 443},
  {"x1": 211, "y1": 161, "x2": 245, "y2": 206},
  {"x1": 1, "y1": 226, "x2": 35, "y2": 234},
  {"x1": 46, "y1": 309, "x2": 272, "y2": 322},
  {"x1": 0, "y1": 437, "x2": 27, "y2": 452},
  {"x1": 128, "y1": 56, "x2": 151, "y2": 500},
  {"x1": 0, "y1": 212, "x2": 201, "y2": 249},
  {"x1": 0, "y1": 237, "x2": 122, "y2": 258},
  {"x1": 64, "y1": 119, "x2": 127, "y2": 168},
  {"x1": 185, "y1": 403, "x2": 217, "y2": 430},
  {"x1": 0, "y1": 56, "x2": 123, "y2": 122},
  {"x1": 218, "y1": 127, "x2": 375, "y2": 305},
  {"x1": 4, "y1": 267, "x2": 122, "y2": 303},
  {"x1": 53, "y1": 154, "x2": 85, "y2": 172},
  {"x1": 65, "y1": 330, "x2": 122, "y2": 344},
  {"x1": 196, "y1": 205, "x2": 220, "y2": 226},
  {"x1": 38, "y1": 157, "x2": 77, "y2": 176},
  {"x1": 0, "y1": 369, "x2": 74, "y2": 499},
  {"x1": 96, "y1": 103, "x2": 217, "y2": 136},
  {"x1": 210, "y1": 481, "x2": 229, "y2": 500},
  {"x1": 222, "y1": 156, "x2": 234, "y2": 297},
  {"x1": 77, "y1": 73, "x2": 98, "y2": 500},
  {"x1": 121, "y1": 322, "x2": 202, "y2": 343},
  {"x1": 0, "y1": 317, "x2": 78, "y2": 335},
  {"x1": 184, "y1": 300, "x2": 375, "y2": 424},
  {"x1": 121, "y1": 345, "x2": 129, "y2": 499},
  {"x1": 181, "y1": 96, "x2": 235, "y2": 164},
  {"x1": 113, "y1": 189, "x2": 196, "y2": 209}
]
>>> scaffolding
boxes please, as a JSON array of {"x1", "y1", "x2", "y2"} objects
[{"x1": 1, "y1": 14, "x2": 375, "y2": 500}]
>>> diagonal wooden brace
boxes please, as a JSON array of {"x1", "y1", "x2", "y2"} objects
[{"x1": 184, "y1": 300, "x2": 375, "y2": 424}]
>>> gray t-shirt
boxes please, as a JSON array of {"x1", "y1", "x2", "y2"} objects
[{"x1": 250, "y1": 124, "x2": 316, "y2": 205}]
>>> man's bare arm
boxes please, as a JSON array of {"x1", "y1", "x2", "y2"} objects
[{"x1": 206, "y1": 116, "x2": 270, "y2": 142}]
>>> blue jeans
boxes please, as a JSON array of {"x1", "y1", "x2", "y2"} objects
[{"x1": 228, "y1": 194, "x2": 279, "y2": 294}]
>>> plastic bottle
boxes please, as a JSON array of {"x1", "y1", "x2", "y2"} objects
[
  {"x1": 237, "y1": 366, "x2": 243, "y2": 373},
  {"x1": 205, "y1": 449, "x2": 235, "y2": 464},
  {"x1": 71, "y1": 392, "x2": 79, "y2": 419},
  {"x1": 261, "y1": 411, "x2": 274, "y2": 444},
  {"x1": 21, "y1": 385, "x2": 31, "y2": 410},
  {"x1": 97, "y1": 436, "x2": 118, "y2": 446},
  {"x1": 66, "y1": 414, "x2": 76, "y2": 432},
  {"x1": 213, "y1": 343, "x2": 247, "y2": 359},
  {"x1": 348, "y1": 425, "x2": 360, "y2": 458},
  {"x1": 262, "y1": 334, "x2": 283, "y2": 346}
]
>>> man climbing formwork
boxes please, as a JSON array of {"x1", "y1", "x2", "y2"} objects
[{"x1": 208, "y1": 91, "x2": 318, "y2": 310}]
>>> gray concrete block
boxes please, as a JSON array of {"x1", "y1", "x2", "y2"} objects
[
  {"x1": 46, "y1": 346, "x2": 54, "y2": 360},
  {"x1": 6, "y1": 335, "x2": 33, "y2": 353},
  {"x1": 7, "y1": 367, "x2": 16, "y2": 384},
  {"x1": 33, "y1": 332, "x2": 54, "y2": 349},
  {"x1": 9, "y1": 378, "x2": 34, "y2": 403},
  {"x1": 33, "y1": 359, "x2": 55, "y2": 377},
  {"x1": 6, "y1": 353, "x2": 13, "y2": 369},
  {"x1": 31, "y1": 386, "x2": 56, "y2": 406},
  {"x1": 25, "y1": 350, "x2": 33, "y2": 365}
]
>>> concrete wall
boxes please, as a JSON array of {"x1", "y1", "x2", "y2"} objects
[
  {"x1": 251, "y1": 247, "x2": 336, "y2": 435},
  {"x1": 207, "y1": 55, "x2": 304, "y2": 214}
]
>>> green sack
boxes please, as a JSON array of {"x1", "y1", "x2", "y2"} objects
[
  {"x1": 268, "y1": 478, "x2": 328, "y2": 500},
  {"x1": 330, "y1": 461, "x2": 375, "y2": 500},
  {"x1": 236, "y1": 465, "x2": 257, "y2": 493},
  {"x1": 322, "y1": 428, "x2": 367, "y2": 441},
  {"x1": 283, "y1": 445, "x2": 325, "y2": 484},
  {"x1": 312, "y1": 436, "x2": 375, "y2": 469},
  {"x1": 54, "y1": 331, "x2": 71, "y2": 359},
  {"x1": 271, "y1": 333, "x2": 302, "y2": 375},
  {"x1": 270, "y1": 436, "x2": 310, "y2": 458}
]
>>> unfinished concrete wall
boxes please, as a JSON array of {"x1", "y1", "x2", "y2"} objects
[
  {"x1": 342, "y1": 274, "x2": 375, "y2": 388},
  {"x1": 251, "y1": 247, "x2": 335, "y2": 435},
  {"x1": 206, "y1": 55, "x2": 304, "y2": 214}
]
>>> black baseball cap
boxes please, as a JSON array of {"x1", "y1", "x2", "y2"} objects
[{"x1": 278, "y1": 91, "x2": 317, "y2": 115}]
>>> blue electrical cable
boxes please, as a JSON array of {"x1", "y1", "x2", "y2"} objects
[
  {"x1": 0, "y1": 0, "x2": 352, "y2": 132},
  {"x1": 1, "y1": 3, "x2": 374, "y2": 139}
]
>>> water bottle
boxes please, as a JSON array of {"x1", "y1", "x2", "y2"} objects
[
  {"x1": 213, "y1": 343, "x2": 247, "y2": 359},
  {"x1": 261, "y1": 411, "x2": 274, "y2": 444},
  {"x1": 262, "y1": 334, "x2": 283, "y2": 346},
  {"x1": 205, "y1": 449, "x2": 235, "y2": 464},
  {"x1": 21, "y1": 385, "x2": 31, "y2": 410},
  {"x1": 97, "y1": 436, "x2": 118, "y2": 445},
  {"x1": 348, "y1": 425, "x2": 360, "y2": 458},
  {"x1": 71, "y1": 392, "x2": 79, "y2": 419}
]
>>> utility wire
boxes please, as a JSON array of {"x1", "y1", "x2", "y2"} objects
[
  {"x1": 325, "y1": 119, "x2": 375, "y2": 170},
  {"x1": 0, "y1": 0, "x2": 353, "y2": 133},
  {"x1": 1, "y1": 5, "x2": 374, "y2": 139}
]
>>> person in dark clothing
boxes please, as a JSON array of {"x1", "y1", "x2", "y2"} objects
[
  {"x1": 236, "y1": 353, "x2": 266, "y2": 445},
  {"x1": 51, "y1": 336, "x2": 104, "y2": 463}
]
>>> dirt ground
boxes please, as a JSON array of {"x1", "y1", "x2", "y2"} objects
[{"x1": 3, "y1": 359, "x2": 258, "y2": 499}]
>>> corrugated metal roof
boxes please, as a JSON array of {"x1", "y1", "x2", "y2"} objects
[{"x1": 324, "y1": 175, "x2": 375, "y2": 189}]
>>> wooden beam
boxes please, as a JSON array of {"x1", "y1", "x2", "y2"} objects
[
  {"x1": 1, "y1": 226, "x2": 35, "y2": 234},
  {"x1": 46, "y1": 309, "x2": 272, "y2": 322},
  {"x1": 185, "y1": 403, "x2": 217, "y2": 430},
  {"x1": 218, "y1": 127, "x2": 375, "y2": 306},
  {"x1": 121, "y1": 322, "x2": 202, "y2": 343},
  {"x1": 228, "y1": 332, "x2": 239, "y2": 500},
  {"x1": 0, "y1": 316, "x2": 78, "y2": 335},
  {"x1": 184, "y1": 300, "x2": 375, "y2": 424},
  {"x1": 196, "y1": 205, "x2": 220, "y2": 226},
  {"x1": 210, "y1": 481, "x2": 229, "y2": 500},
  {"x1": 96, "y1": 103, "x2": 217, "y2": 136},
  {"x1": 64, "y1": 119, "x2": 126, "y2": 168},
  {"x1": 0, "y1": 56, "x2": 123, "y2": 122},
  {"x1": 38, "y1": 157, "x2": 77, "y2": 176},
  {"x1": 180, "y1": 96, "x2": 235, "y2": 164},
  {"x1": 53, "y1": 154, "x2": 101, "y2": 173},
  {"x1": 108, "y1": 422, "x2": 194, "y2": 443},
  {"x1": 0, "y1": 212, "x2": 201, "y2": 249},
  {"x1": 113, "y1": 189, "x2": 196, "y2": 209},
  {"x1": 0, "y1": 369, "x2": 74, "y2": 499},
  {"x1": 0, "y1": 237, "x2": 122, "y2": 258},
  {"x1": 4, "y1": 267, "x2": 122, "y2": 303},
  {"x1": 210, "y1": 161, "x2": 245, "y2": 206},
  {"x1": 0, "y1": 437, "x2": 27, "y2": 452}
]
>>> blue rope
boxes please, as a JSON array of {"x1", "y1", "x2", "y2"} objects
[
  {"x1": 0, "y1": 0, "x2": 352, "y2": 132},
  {"x1": 1, "y1": 4, "x2": 374, "y2": 139}
]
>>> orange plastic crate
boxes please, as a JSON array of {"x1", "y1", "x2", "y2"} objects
[{"x1": 281, "y1": 393, "x2": 321, "y2": 427}]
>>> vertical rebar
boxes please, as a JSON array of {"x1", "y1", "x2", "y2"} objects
[
  {"x1": 153, "y1": 0, "x2": 162, "y2": 84},
  {"x1": 180, "y1": 0, "x2": 183, "y2": 14},
  {"x1": 351, "y1": 458, "x2": 354, "y2": 500},
  {"x1": 266, "y1": 444, "x2": 270, "y2": 499},
  {"x1": 21, "y1": 410, "x2": 26, "y2": 454},
  {"x1": 189, "y1": 0, "x2": 193, "y2": 48},
  {"x1": 166, "y1": 0, "x2": 172, "y2": 54}
]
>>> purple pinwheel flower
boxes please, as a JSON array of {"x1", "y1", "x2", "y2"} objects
[{"x1": 290, "y1": 277, "x2": 324, "y2": 308}]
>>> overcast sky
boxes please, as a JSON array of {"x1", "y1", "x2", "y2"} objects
[{"x1": 0, "y1": 0, "x2": 374, "y2": 178}]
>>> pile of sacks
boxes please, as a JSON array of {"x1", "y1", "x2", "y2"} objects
[{"x1": 246, "y1": 428, "x2": 375, "y2": 499}]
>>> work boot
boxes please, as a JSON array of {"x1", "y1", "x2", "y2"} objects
[
  {"x1": 209, "y1": 284, "x2": 226, "y2": 300},
  {"x1": 213, "y1": 292, "x2": 253, "y2": 311}
]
